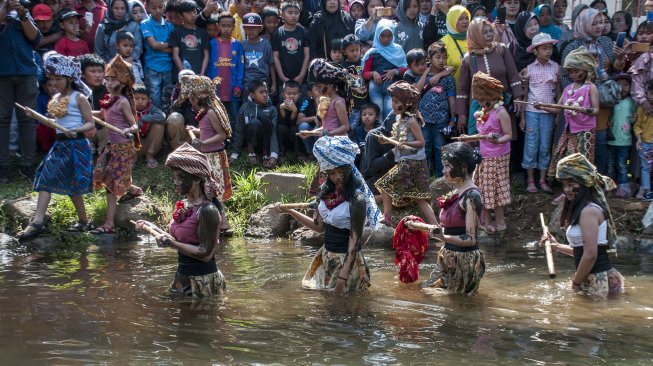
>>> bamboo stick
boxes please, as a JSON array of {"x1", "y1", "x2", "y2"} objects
[
  {"x1": 15, "y1": 103, "x2": 75, "y2": 135},
  {"x1": 514, "y1": 100, "x2": 588, "y2": 113},
  {"x1": 369, "y1": 132, "x2": 418, "y2": 154},
  {"x1": 405, "y1": 220, "x2": 442, "y2": 234},
  {"x1": 451, "y1": 134, "x2": 492, "y2": 142},
  {"x1": 539, "y1": 213, "x2": 556, "y2": 279},
  {"x1": 278, "y1": 202, "x2": 317, "y2": 210}
]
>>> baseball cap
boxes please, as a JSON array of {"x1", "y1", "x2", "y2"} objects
[
  {"x1": 242, "y1": 13, "x2": 263, "y2": 27},
  {"x1": 59, "y1": 9, "x2": 81, "y2": 22},
  {"x1": 342, "y1": 34, "x2": 360, "y2": 49},
  {"x1": 32, "y1": 4, "x2": 53, "y2": 21}
]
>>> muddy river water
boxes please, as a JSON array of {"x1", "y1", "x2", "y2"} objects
[{"x1": 0, "y1": 235, "x2": 651, "y2": 364}]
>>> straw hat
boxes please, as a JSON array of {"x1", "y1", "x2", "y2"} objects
[{"x1": 527, "y1": 33, "x2": 558, "y2": 53}]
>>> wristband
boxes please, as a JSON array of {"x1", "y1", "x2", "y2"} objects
[
  {"x1": 162, "y1": 237, "x2": 172, "y2": 247},
  {"x1": 338, "y1": 276, "x2": 348, "y2": 281},
  {"x1": 395, "y1": 68, "x2": 399, "y2": 76},
  {"x1": 572, "y1": 280, "x2": 581, "y2": 287}
]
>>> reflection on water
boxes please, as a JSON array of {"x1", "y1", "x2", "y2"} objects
[{"x1": 0, "y1": 235, "x2": 652, "y2": 364}]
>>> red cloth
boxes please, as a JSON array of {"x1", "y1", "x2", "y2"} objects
[
  {"x1": 36, "y1": 124, "x2": 56, "y2": 153},
  {"x1": 54, "y1": 37, "x2": 91, "y2": 57},
  {"x1": 392, "y1": 215, "x2": 429, "y2": 283}
]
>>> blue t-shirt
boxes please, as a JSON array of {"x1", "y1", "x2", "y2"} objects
[
  {"x1": 141, "y1": 16, "x2": 175, "y2": 73},
  {"x1": 418, "y1": 74, "x2": 455, "y2": 127}
]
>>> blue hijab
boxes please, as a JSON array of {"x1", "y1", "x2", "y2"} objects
[
  {"x1": 534, "y1": 4, "x2": 562, "y2": 40},
  {"x1": 361, "y1": 19, "x2": 408, "y2": 68}
]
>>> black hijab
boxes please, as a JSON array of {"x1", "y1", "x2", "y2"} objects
[
  {"x1": 310, "y1": 0, "x2": 355, "y2": 58},
  {"x1": 514, "y1": 11, "x2": 538, "y2": 71},
  {"x1": 102, "y1": 0, "x2": 130, "y2": 35}
]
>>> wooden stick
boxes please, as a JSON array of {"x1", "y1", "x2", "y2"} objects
[
  {"x1": 130, "y1": 220, "x2": 162, "y2": 237},
  {"x1": 451, "y1": 134, "x2": 492, "y2": 142},
  {"x1": 539, "y1": 213, "x2": 556, "y2": 279},
  {"x1": 296, "y1": 128, "x2": 323, "y2": 137},
  {"x1": 370, "y1": 132, "x2": 418, "y2": 154},
  {"x1": 405, "y1": 220, "x2": 442, "y2": 234},
  {"x1": 93, "y1": 116, "x2": 134, "y2": 139},
  {"x1": 187, "y1": 128, "x2": 197, "y2": 140},
  {"x1": 514, "y1": 100, "x2": 588, "y2": 113},
  {"x1": 278, "y1": 202, "x2": 317, "y2": 210},
  {"x1": 15, "y1": 103, "x2": 75, "y2": 135}
]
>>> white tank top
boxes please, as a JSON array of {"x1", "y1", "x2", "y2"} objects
[
  {"x1": 318, "y1": 200, "x2": 350, "y2": 230},
  {"x1": 565, "y1": 203, "x2": 608, "y2": 247},
  {"x1": 54, "y1": 91, "x2": 83, "y2": 133}
]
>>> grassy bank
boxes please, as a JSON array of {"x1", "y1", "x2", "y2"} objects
[{"x1": 0, "y1": 156, "x2": 318, "y2": 237}]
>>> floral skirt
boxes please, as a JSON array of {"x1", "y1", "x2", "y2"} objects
[
  {"x1": 548, "y1": 129, "x2": 595, "y2": 179},
  {"x1": 206, "y1": 150, "x2": 233, "y2": 201},
  {"x1": 421, "y1": 245, "x2": 486, "y2": 295},
  {"x1": 93, "y1": 141, "x2": 136, "y2": 197},
  {"x1": 579, "y1": 267, "x2": 624, "y2": 296},
  {"x1": 170, "y1": 270, "x2": 226, "y2": 298},
  {"x1": 473, "y1": 153, "x2": 511, "y2": 210},
  {"x1": 302, "y1": 245, "x2": 370, "y2": 292},
  {"x1": 375, "y1": 159, "x2": 431, "y2": 207},
  {"x1": 33, "y1": 138, "x2": 93, "y2": 196}
]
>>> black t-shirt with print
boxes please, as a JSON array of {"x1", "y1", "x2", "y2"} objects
[{"x1": 271, "y1": 26, "x2": 309, "y2": 81}]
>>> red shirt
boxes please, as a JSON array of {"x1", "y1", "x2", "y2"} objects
[{"x1": 54, "y1": 37, "x2": 90, "y2": 57}]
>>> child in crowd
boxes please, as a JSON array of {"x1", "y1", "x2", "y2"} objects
[
  {"x1": 297, "y1": 82, "x2": 321, "y2": 158},
  {"x1": 469, "y1": 72, "x2": 512, "y2": 234},
  {"x1": 33, "y1": 3, "x2": 62, "y2": 55},
  {"x1": 133, "y1": 84, "x2": 166, "y2": 169},
  {"x1": 411, "y1": 42, "x2": 456, "y2": 177},
  {"x1": 418, "y1": 0, "x2": 430, "y2": 27},
  {"x1": 350, "y1": 102, "x2": 380, "y2": 150},
  {"x1": 242, "y1": 13, "x2": 276, "y2": 97},
  {"x1": 541, "y1": 47, "x2": 599, "y2": 201},
  {"x1": 232, "y1": 0, "x2": 253, "y2": 41},
  {"x1": 608, "y1": 74, "x2": 636, "y2": 198},
  {"x1": 349, "y1": 0, "x2": 364, "y2": 21},
  {"x1": 385, "y1": 0, "x2": 398, "y2": 19},
  {"x1": 164, "y1": 1, "x2": 182, "y2": 27},
  {"x1": 55, "y1": 9, "x2": 90, "y2": 57},
  {"x1": 375, "y1": 81, "x2": 437, "y2": 226},
  {"x1": 116, "y1": 31, "x2": 144, "y2": 84},
  {"x1": 272, "y1": 2, "x2": 309, "y2": 92},
  {"x1": 402, "y1": 48, "x2": 427, "y2": 85},
  {"x1": 206, "y1": 14, "x2": 220, "y2": 39},
  {"x1": 141, "y1": 0, "x2": 174, "y2": 109},
  {"x1": 231, "y1": 80, "x2": 280, "y2": 167},
  {"x1": 261, "y1": 6, "x2": 281, "y2": 40},
  {"x1": 129, "y1": 0, "x2": 148, "y2": 22},
  {"x1": 181, "y1": 75, "x2": 233, "y2": 230},
  {"x1": 362, "y1": 19, "x2": 408, "y2": 120},
  {"x1": 520, "y1": 33, "x2": 559, "y2": 194},
  {"x1": 79, "y1": 53, "x2": 108, "y2": 152},
  {"x1": 634, "y1": 81, "x2": 653, "y2": 200},
  {"x1": 276, "y1": 80, "x2": 302, "y2": 160},
  {"x1": 395, "y1": 0, "x2": 421, "y2": 52},
  {"x1": 340, "y1": 34, "x2": 367, "y2": 127},
  {"x1": 16, "y1": 52, "x2": 96, "y2": 240},
  {"x1": 92, "y1": 55, "x2": 144, "y2": 234},
  {"x1": 171, "y1": 0, "x2": 210, "y2": 75},
  {"x1": 330, "y1": 39, "x2": 345, "y2": 64},
  {"x1": 208, "y1": 12, "x2": 244, "y2": 130},
  {"x1": 35, "y1": 78, "x2": 59, "y2": 153}
]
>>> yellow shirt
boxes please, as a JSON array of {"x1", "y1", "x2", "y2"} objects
[
  {"x1": 634, "y1": 106, "x2": 653, "y2": 143},
  {"x1": 232, "y1": 13, "x2": 243, "y2": 41},
  {"x1": 440, "y1": 34, "x2": 467, "y2": 86}
]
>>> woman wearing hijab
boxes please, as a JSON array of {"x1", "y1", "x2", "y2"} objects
[
  {"x1": 439, "y1": 5, "x2": 470, "y2": 85},
  {"x1": 558, "y1": 7, "x2": 615, "y2": 174},
  {"x1": 135, "y1": 143, "x2": 226, "y2": 298},
  {"x1": 541, "y1": 153, "x2": 624, "y2": 296},
  {"x1": 557, "y1": 3, "x2": 588, "y2": 50},
  {"x1": 94, "y1": 0, "x2": 143, "y2": 62},
  {"x1": 534, "y1": 3, "x2": 562, "y2": 40},
  {"x1": 275, "y1": 136, "x2": 381, "y2": 295},
  {"x1": 514, "y1": 10, "x2": 540, "y2": 72},
  {"x1": 395, "y1": 0, "x2": 423, "y2": 52},
  {"x1": 309, "y1": 0, "x2": 355, "y2": 59},
  {"x1": 455, "y1": 17, "x2": 523, "y2": 135},
  {"x1": 355, "y1": 0, "x2": 385, "y2": 42}
]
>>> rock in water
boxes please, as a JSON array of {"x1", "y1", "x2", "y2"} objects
[
  {"x1": 642, "y1": 201, "x2": 653, "y2": 228},
  {"x1": 362, "y1": 225, "x2": 394, "y2": 247},
  {"x1": 114, "y1": 195, "x2": 164, "y2": 229},
  {"x1": 1, "y1": 196, "x2": 41, "y2": 228},
  {"x1": 255, "y1": 172, "x2": 307, "y2": 202},
  {"x1": 0, "y1": 233, "x2": 18, "y2": 248},
  {"x1": 245, "y1": 204, "x2": 293, "y2": 238},
  {"x1": 291, "y1": 227, "x2": 324, "y2": 246}
]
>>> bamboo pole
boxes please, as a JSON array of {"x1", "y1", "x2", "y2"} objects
[
  {"x1": 539, "y1": 213, "x2": 556, "y2": 279},
  {"x1": 15, "y1": 103, "x2": 75, "y2": 135}
]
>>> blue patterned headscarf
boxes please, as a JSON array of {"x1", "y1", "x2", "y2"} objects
[
  {"x1": 361, "y1": 19, "x2": 408, "y2": 69},
  {"x1": 313, "y1": 136, "x2": 381, "y2": 228},
  {"x1": 43, "y1": 51, "x2": 92, "y2": 97}
]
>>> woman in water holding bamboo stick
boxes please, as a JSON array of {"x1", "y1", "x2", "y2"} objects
[
  {"x1": 420, "y1": 142, "x2": 485, "y2": 295},
  {"x1": 541, "y1": 153, "x2": 624, "y2": 296},
  {"x1": 275, "y1": 136, "x2": 381, "y2": 295}
]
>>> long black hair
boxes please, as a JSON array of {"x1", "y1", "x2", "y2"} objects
[
  {"x1": 563, "y1": 185, "x2": 607, "y2": 227},
  {"x1": 316, "y1": 165, "x2": 361, "y2": 202}
]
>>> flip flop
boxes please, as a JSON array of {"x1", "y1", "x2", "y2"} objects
[
  {"x1": 16, "y1": 220, "x2": 48, "y2": 240},
  {"x1": 90, "y1": 226, "x2": 115, "y2": 235},
  {"x1": 66, "y1": 220, "x2": 94, "y2": 232}
]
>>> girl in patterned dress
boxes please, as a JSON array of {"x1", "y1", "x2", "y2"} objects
[
  {"x1": 16, "y1": 52, "x2": 96, "y2": 240},
  {"x1": 468, "y1": 72, "x2": 513, "y2": 234},
  {"x1": 182, "y1": 75, "x2": 234, "y2": 232},
  {"x1": 91, "y1": 55, "x2": 143, "y2": 234},
  {"x1": 375, "y1": 81, "x2": 437, "y2": 226}
]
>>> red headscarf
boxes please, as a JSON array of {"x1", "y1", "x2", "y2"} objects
[{"x1": 393, "y1": 215, "x2": 429, "y2": 283}]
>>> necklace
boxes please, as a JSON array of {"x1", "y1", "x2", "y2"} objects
[
  {"x1": 100, "y1": 94, "x2": 121, "y2": 109},
  {"x1": 47, "y1": 94, "x2": 70, "y2": 118}
]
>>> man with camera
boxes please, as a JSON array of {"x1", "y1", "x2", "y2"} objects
[{"x1": 0, "y1": 0, "x2": 42, "y2": 184}]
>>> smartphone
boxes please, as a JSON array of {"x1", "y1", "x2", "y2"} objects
[
  {"x1": 497, "y1": 7, "x2": 507, "y2": 24},
  {"x1": 616, "y1": 31, "x2": 627, "y2": 48},
  {"x1": 377, "y1": 7, "x2": 393, "y2": 17}
]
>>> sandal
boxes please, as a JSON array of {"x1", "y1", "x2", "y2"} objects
[
  {"x1": 66, "y1": 220, "x2": 94, "y2": 232},
  {"x1": 264, "y1": 157, "x2": 278, "y2": 169},
  {"x1": 118, "y1": 188, "x2": 143, "y2": 203},
  {"x1": 16, "y1": 220, "x2": 48, "y2": 240},
  {"x1": 90, "y1": 226, "x2": 115, "y2": 235},
  {"x1": 146, "y1": 159, "x2": 158, "y2": 169},
  {"x1": 539, "y1": 181, "x2": 553, "y2": 194},
  {"x1": 247, "y1": 153, "x2": 259, "y2": 166},
  {"x1": 526, "y1": 180, "x2": 537, "y2": 193}
]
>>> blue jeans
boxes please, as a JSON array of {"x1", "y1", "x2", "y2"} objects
[
  {"x1": 144, "y1": 69, "x2": 173, "y2": 109},
  {"x1": 638, "y1": 142, "x2": 653, "y2": 190},
  {"x1": 223, "y1": 101, "x2": 241, "y2": 132},
  {"x1": 298, "y1": 122, "x2": 317, "y2": 153},
  {"x1": 522, "y1": 111, "x2": 554, "y2": 170},
  {"x1": 368, "y1": 80, "x2": 393, "y2": 121},
  {"x1": 422, "y1": 123, "x2": 446, "y2": 177},
  {"x1": 594, "y1": 129, "x2": 608, "y2": 174},
  {"x1": 607, "y1": 145, "x2": 630, "y2": 184}
]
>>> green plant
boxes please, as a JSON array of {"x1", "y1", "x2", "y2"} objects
[{"x1": 224, "y1": 170, "x2": 268, "y2": 236}]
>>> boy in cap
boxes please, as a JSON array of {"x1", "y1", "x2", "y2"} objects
[
  {"x1": 242, "y1": 12, "x2": 276, "y2": 98},
  {"x1": 33, "y1": 3, "x2": 62, "y2": 55}
]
